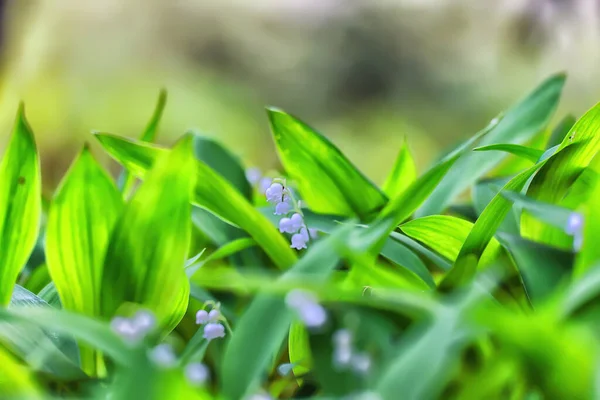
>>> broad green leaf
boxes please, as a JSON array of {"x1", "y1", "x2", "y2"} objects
[
  {"x1": 380, "y1": 238, "x2": 435, "y2": 288},
  {"x1": 382, "y1": 139, "x2": 417, "y2": 198},
  {"x1": 575, "y1": 154, "x2": 600, "y2": 277},
  {"x1": 418, "y1": 74, "x2": 565, "y2": 216},
  {"x1": 522, "y1": 102, "x2": 600, "y2": 248},
  {"x1": 497, "y1": 233, "x2": 572, "y2": 306},
  {"x1": 390, "y1": 232, "x2": 452, "y2": 271},
  {"x1": 547, "y1": 114, "x2": 576, "y2": 149},
  {"x1": 3, "y1": 285, "x2": 83, "y2": 379},
  {"x1": 473, "y1": 144, "x2": 544, "y2": 163},
  {"x1": 267, "y1": 108, "x2": 387, "y2": 219},
  {"x1": 0, "y1": 104, "x2": 41, "y2": 305},
  {"x1": 472, "y1": 177, "x2": 519, "y2": 235},
  {"x1": 500, "y1": 190, "x2": 573, "y2": 231},
  {"x1": 100, "y1": 136, "x2": 195, "y2": 333},
  {"x1": 47, "y1": 157, "x2": 118, "y2": 296},
  {"x1": 440, "y1": 162, "x2": 546, "y2": 291},
  {"x1": 95, "y1": 133, "x2": 297, "y2": 270},
  {"x1": 192, "y1": 134, "x2": 252, "y2": 200},
  {"x1": 38, "y1": 282, "x2": 61, "y2": 309},
  {"x1": 221, "y1": 224, "x2": 354, "y2": 400},
  {"x1": 399, "y1": 215, "x2": 502, "y2": 268},
  {"x1": 45, "y1": 146, "x2": 123, "y2": 375}
]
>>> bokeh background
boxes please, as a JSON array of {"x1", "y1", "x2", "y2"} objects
[{"x1": 0, "y1": 0, "x2": 599, "y2": 192}]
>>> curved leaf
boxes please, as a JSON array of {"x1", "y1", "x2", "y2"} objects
[
  {"x1": 45, "y1": 146, "x2": 123, "y2": 374},
  {"x1": 95, "y1": 133, "x2": 297, "y2": 270},
  {"x1": 399, "y1": 215, "x2": 502, "y2": 267},
  {"x1": 267, "y1": 108, "x2": 387, "y2": 219},
  {"x1": 473, "y1": 144, "x2": 543, "y2": 163},
  {"x1": 522, "y1": 102, "x2": 600, "y2": 248},
  {"x1": 418, "y1": 73, "x2": 565, "y2": 216},
  {"x1": 382, "y1": 139, "x2": 417, "y2": 198},
  {"x1": 0, "y1": 104, "x2": 41, "y2": 305},
  {"x1": 100, "y1": 136, "x2": 195, "y2": 333}
]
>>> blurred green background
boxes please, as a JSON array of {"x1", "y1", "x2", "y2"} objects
[{"x1": 0, "y1": 0, "x2": 599, "y2": 192}]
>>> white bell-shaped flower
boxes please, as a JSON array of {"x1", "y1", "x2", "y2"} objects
[
  {"x1": 290, "y1": 232, "x2": 308, "y2": 250},
  {"x1": 203, "y1": 323, "x2": 226, "y2": 340},
  {"x1": 265, "y1": 183, "x2": 284, "y2": 204},
  {"x1": 196, "y1": 309, "x2": 209, "y2": 325},
  {"x1": 275, "y1": 201, "x2": 292, "y2": 215}
]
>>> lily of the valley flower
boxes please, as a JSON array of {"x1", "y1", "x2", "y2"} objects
[
  {"x1": 148, "y1": 343, "x2": 177, "y2": 368},
  {"x1": 196, "y1": 307, "x2": 226, "y2": 341},
  {"x1": 203, "y1": 323, "x2": 226, "y2": 340},
  {"x1": 185, "y1": 362, "x2": 210, "y2": 386},
  {"x1": 565, "y1": 212, "x2": 584, "y2": 251},
  {"x1": 110, "y1": 309, "x2": 157, "y2": 343},
  {"x1": 285, "y1": 289, "x2": 327, "y2": 328}
]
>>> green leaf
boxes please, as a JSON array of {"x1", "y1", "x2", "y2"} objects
[
  {"x1": 140, "y1": 88, "x2": 167, "y2": 143},
  {"x1": 185, "y1": 237, "x2": 256, "y2": 278},
  {"x1": 439, "y1": 163, "x2": 546, "y2": 291},
  {"x1": 473, "y1": 144, "x2": 544, "y2": 163},
  {"x1": 497, "y1": 233, "x2": 572, "y2": 306},
  {"x1": 399, "y1": 215, "x2": 502, "y2": 268},
  {"x1": 46, "y1": 146, "x2": 123, "y2": 315},
  {"x1": 95, "y1": 133, "x2": 297, "y2": 270},
  {"x1": 379, "y1": 239, "x2": 435, "y2": 288},
  {"x1": 500, "y1": 190, "x2": 573, "y2": 231},
  {"x1": 3, "y1": 285, "x2": 83, "y2": 379},
  {"x1": 221, "y1": 224, "x2": 354, "y2": 400},
  {"x1": 0, "y1": 307, "x2": 132, "y2": 366},
  {"x1": 522, "y1": 102, "x2": 600, "y2": 248},
  {"x1": 547, "y1": 114, "x2": 576, "y2": 149},
  {"x1": 418, "y1": 74, "x2": 565, "y2": 216},
  {"x1": 472, "y1": 177, "x2": 519, "y2": 235},
  {"x1": 38, "y1": 282, "x2": 61, "y2": 309},
  {"x1": 0, "y1": 104, "x2": 41, "y2": 305},
  {"x1": 382, "y1": 139, "x2": 417, "y2": 198},
  {"x1": 288, "y1": 321, "x2": 311, "y2": 379},
  {"x1": 45, "y1": 145, "x2": 123, "y2": 375},
  {"x1": 100, "y1": 136, "x2": 195, "y2": 333},
  {"x1": 267, "y1": 108, "x2": 387, "y2": 219},
  {"x1": 118, "y1": 88, "x2": 168, "y2": 194}
]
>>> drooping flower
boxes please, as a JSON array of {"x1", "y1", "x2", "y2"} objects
[
  {"x1": 265, "y1": 183, "x2": 284, "y2": 204},
  {"x1": 285, "y1": 289, "x2": 327, "y2": 328},
  {"x1": 290, "y1": 213, "x2": 304, "y2": 231},
  {"x1": 259, "y1": 178, "x2": 272, "y2": 194},
  {"x1": 148, "y1": 343, "x2": 177, "y2": 368},
  {"x1": 208, "y1": 309, "x2": 220, "y2": 322},
  {"x1": 203, "y1": 323, "x2": 226, "y2": 340},
  {"x1": 351, "y1": 352, "x2": 372, "y2": 374},
  {"x1": 565, "y1": 212, "x2": 584, "y2": 235},
  {"x1": 275, "y1": 201, "x2": 292, "y2": 215},
  {"x1": 245, "y1": 167, "x2": 262, "y2": 185},
  {"x1": 110, "y1": 317, "x2": 139, "y2": 341},
  {"x1": 196, "y1": 309, "x2": 209, "y2": 325},
  {"x1": 290, "y1": 232, "x2": 308, "y2": 250},
  {"x1": 565, "y1": 212, "x2": 584, "y2": 251},
  {"x1": 131, "y1": 309, "x2": 156, "y2": 333},
  {"x1": 185, "y1": 362, "x2": 210, "y2": 386},
  {"x1": 279, "y1": 217, "x2": 295, "y2": 234}
]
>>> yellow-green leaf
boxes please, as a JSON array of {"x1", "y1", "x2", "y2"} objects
[
  {"x1": 522, "y1": 102, "x2": 600, "y2": 249},
  {"x1": 0, "y1": 104, "x2": 41, "y2": 306},
  {"x1": 267, "y1": 108, "x2": 387, "y2": 220},
  {"x1": 100, "y1": 136, "x2": 195, "y2": 332},
  {"x1": 399, "y1": 215, "x2": 502, "y2": 267},
  {"x1": 382, "y1": 138, "x2": 417, "y2": 198},
  {"x1": 45, "y1": 145, "x2": 124, "y2": 375}
]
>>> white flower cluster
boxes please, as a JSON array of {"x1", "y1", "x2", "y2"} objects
[
  {"x1": 147, "y1": 343, "x2": 210, "y2": 386},
  {"x1": 565, "y1": 212, "x2": 584, "y2": 251},
  {"x1": 196, "y1": 306, "x2": 226, "y2": 341},
  {"x1": 332, "y1": 329, "x2": 372, "y2": 375},
  {"x1": 264, "y1": 180, "x2": 317, "y2": 250},
  {"x1": 285, "y1": 289, "x2": 327, "y2": 328},
  {"x1": 110, "y1": 309, "x2": 210, "y2": 387},
  {"x1": 110, "y1": 309, "x2": 156, "y2": 343}
]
